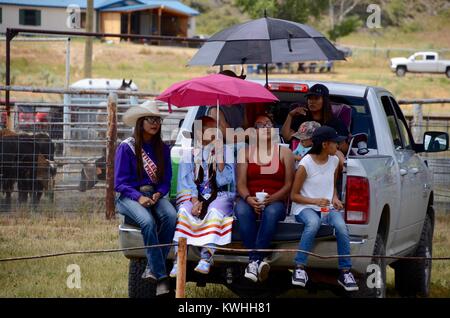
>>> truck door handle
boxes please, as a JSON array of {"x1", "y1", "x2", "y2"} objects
[
  {"x1": 400, "y1": 168, "x2": 408, "y2": 176},
  {"x1": 410, "y1": 168, "x2": 419, "y2": 174}
]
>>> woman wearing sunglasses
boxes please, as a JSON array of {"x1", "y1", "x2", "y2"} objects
[
  {"x1": 115, "y1": 101, "x2": 177, "y2": 296},
  {"x1": 235, "y1": 113, "x2": 295, "y2": 283}
]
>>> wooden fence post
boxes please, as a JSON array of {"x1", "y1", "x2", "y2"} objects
[
  {"x1": 176, "y1": 237, "x2": 187, "y2": 298},
  {"x1": 106, "y1": 92, "x2": 117, "y2": 220},
  {"x1": 412, "y1": 103, "x2": 423, "y2": 144}
]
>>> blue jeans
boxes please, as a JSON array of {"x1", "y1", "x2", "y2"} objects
[
  {"x1": 116, "y1": 193, "x2": 177, "y2": 280},
  {"x1": 294, "y1": 208, "x2": 352, "y2": 269},
  {"x1": 234, "y1": 199, "x2": 286, "y2": 261}
]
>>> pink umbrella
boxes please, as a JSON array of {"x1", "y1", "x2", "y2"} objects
[
  {"x1": 156, "y1": 74, "x2": 279, "y2": 142},
  {"x1": 156, "y1": 74, "x2": 278, "y2": 111}
]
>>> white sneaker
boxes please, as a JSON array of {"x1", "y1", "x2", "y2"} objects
[
  {"x1": 258, "y1": 261, "x2": 270, "y2": 282},
  {"x1": 169, "y1": 262, "x2": 177, "y2": 278},
  {"x1": 244, "y1": 261, "x2": 259, "y2": 283},
  {"x1": 292, "y1": 267, "x2": 308, "y2": 287}
]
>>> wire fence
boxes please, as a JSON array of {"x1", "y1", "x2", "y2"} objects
[
  {"x1": 1, "y1": 85, "x2": 449, "y2": 214},
  {"x1": 0, "y1": 86, "x2": 187, "y2": 213},
  {"x1": 1, "y1": 243, "x2": 450, "y2": 263}
]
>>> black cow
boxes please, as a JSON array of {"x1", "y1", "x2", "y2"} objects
[{"x1": 0, "y1": 131, "x2": 56, "y2": 206}]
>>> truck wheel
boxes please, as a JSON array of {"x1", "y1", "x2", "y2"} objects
[
  {"x1": 128, "y1": 258, "x2": 156, "y2": 298},
  {"x1": 394, "y1": 213, "x2": 433, "y2": 297},
  {"x1": 446, "y1": 68, "x2": 450, "y2": 78},
  {"x1": 352, "y1": 234, "x2": 386, "y2": 298},
  {"x1": 396, "y1": 66, "x2": 406, "y2": 77}
]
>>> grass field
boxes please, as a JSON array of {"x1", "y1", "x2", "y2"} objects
[{"x1": 0, "y1": 211, "x2": 449, "y2": 298}]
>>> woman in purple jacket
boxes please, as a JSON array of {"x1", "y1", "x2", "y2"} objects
[{"x1": 114, "y1": 101, "x2": 177, "y2": 296}]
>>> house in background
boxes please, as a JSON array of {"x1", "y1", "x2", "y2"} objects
[{"x1": 0, "y1": 0, "x2": 199, "y2": 38}]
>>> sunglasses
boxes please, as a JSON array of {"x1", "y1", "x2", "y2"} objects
[
  {"x1": 254, "y1": 122, "x2": 274, "y2": 129},
  {"x1": 143, "y1": 116, "x2": 162, "y2": 125}
]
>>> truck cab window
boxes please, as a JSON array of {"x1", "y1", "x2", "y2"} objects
[
  {"x1": 381, "y1": 95, "x2": 403, "y2": 149},
  {"x1": 389, "y1": 97, "x2": 413, "y2": 150}
]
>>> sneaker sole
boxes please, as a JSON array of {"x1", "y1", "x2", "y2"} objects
[
  {"x1": 337, "y1": 280, "x2": 359, "y2": 292},
  {"x1": 258, "y1": 263, "x2": 270, "y2": 282},
  {"x1": 194, "y1": 267, "x2": 210, "y2": 275},
  {"x1": 141, "y1": 275, "x2": 157, "y2": 283},
  {"x1": 244, "y1": 272, "x2": 258, "y2": 283},
  {"x1": 292, "y1": 278, "x2": 307, "y2": 287},
  {"x1": 169, "y1": 273, "x2": 177, "y2": 278}
]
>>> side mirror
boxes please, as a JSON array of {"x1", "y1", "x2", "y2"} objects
[{"x1": 423, "y1": 131, "x2": 449, "y2": 152}]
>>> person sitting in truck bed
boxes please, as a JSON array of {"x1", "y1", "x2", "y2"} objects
[
  {"x1": 235, "y1": 113, "x2": 295, "y2": 283},
  {"x1": 171, "y1": 116, "x2": 236, "y2": 276},
  {"x1": 281, "y1": 84, "x2": 348, "y2": 146},
  {"x1": 114, "y1": 101, "x2": 177, "y2": 296},
  {"x1": 290, "y1": 126, "x2": 359, "y2": 292}
]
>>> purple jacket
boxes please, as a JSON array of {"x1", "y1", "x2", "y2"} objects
[{"x1": 114, "y1": 140, "x2": 172, "y2": 201}]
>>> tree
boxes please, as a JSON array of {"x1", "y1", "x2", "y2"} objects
[
  {"x1": 84, "y1": 0, "x2": 93, "y2": 78},
  {"x1": 234, "y1": 0, "x2": 326, "y2": 22}
]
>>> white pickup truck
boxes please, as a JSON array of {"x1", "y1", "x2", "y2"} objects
[
  {"x1": 118, "y1": 79, "x2": 449, "y2": 298},
  {"x1": 390, "y1": 51, "x2": 450, "y2": 77}
]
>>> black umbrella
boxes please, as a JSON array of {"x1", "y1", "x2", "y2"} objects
[{"x1": 188, "y1": 15, "x2": 345, "y2": 85}]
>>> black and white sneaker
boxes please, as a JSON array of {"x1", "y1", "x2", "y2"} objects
[
  {"x1": 258, "y1": 261, "x2": 270, "y2": 282},
  {"x1": 292, "y1": 267, "x2": 308, "y2": 287},
  {"x1": 244, "y1": 261, "x2": 259, "y2": 283},
  {"x1": 338, "y1": 271, "x2": 359, "y2": 292}
]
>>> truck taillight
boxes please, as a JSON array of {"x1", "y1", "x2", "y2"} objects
[
  {"x1": 268, "y1": 83, "x2": 308, "y2": 92},
  {"x1": 345, "y1": 176, "x2": 370, "y2": 224}
]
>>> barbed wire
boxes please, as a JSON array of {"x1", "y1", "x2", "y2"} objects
[{"x1": 1, "y1": 243, "x2": 450, "y2": 263}]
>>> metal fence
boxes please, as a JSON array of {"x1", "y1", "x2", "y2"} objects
[
  {"x1": 0, "y1": 86, "x2": 187, "y2": 214},
  {"x1": 1, "y1": 85, "x2": 449, "y2": 214}
]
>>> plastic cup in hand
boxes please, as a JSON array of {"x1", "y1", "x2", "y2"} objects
[
  {"x1": 320, "y1": 206, "x2": 330, "y2": 221},
  {"x1": 255, "y1": 192, "x2": 268, "y2": 203}
]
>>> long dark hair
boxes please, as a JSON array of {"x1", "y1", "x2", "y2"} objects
[
  {"x1": 320, "y1": 95, "x2": 333, "y2": 124},
  {"x1": 133, "y1": 117, "x2": 164, "y2": 182}
]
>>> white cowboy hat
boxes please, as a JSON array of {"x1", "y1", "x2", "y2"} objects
[{"x1": 122, "y1": 100, "x2": 164, "y2": 127}]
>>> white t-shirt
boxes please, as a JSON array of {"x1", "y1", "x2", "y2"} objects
[{"x1": 291, "y1": 154, "x2": 339, "y2": 215}]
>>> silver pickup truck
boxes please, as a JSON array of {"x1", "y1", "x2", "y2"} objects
[
  {"x1": 390, "y1": 51, "x2": 450, "y2": 77},
  {"x1": 118, "y1": 79, "x2": 449, "y2": 298}
]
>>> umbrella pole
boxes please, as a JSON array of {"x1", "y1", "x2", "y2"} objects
[
  {"x1": 265, "y1": 63, "x2": 269, "y2": 88},
  {"x1": 216, "y1": 98, "x2": 220, "y2": 143}
]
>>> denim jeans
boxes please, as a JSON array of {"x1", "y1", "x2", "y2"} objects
[
  {"x1": 234, "y1": 199, "x2": 286, "y2": 261},
  {"x1": 294, "y1": 208, "x2": 352, "y2": 269},
  {"x1": 116, "y1": 192, "x2": 177, "y2": 280}
]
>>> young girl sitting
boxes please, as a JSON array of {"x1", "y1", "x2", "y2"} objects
[
  {"x1": 292, "y1": 121, "x2": 321, "y2": 166},
  {"x1": 290, "y1": 126, "x2": 359, "y2": 292}
]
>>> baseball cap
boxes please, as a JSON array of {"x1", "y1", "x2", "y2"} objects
[
  {"x1": 312, "y1": 126, "x2": 347, "y2": 144},
  {"x1": 306, "y1": 84, "x2": 329, "y2": 98},
  {"x1": 292, "y1": 121, "x2": 321, "y2": 140}
]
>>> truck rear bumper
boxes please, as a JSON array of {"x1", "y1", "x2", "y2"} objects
[{"x1": 119, "y1": 224, "x2": 374, "y2": 274}]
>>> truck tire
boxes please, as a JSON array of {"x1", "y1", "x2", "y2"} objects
[
  {"x1": 394, "y1": 213, "x2": 433, "y2": 297},
  {"x1": 351, "y1": 234, "x2": 386, "y2": 298},
  {"x1": 128, "y1": 258, "x2": 156, "y2": 298},
  {"x1": 446, "y1": 67, "x2": 450, "y2": 78},
  {"x1": 396, "y1": 66, "x2": 406, "y2": 77}
]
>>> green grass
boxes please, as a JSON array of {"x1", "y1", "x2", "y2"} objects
[{"x1": 0, "y1": 211, "x2": 449, "y2": 298}]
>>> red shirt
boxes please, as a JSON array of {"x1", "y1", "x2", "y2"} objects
[{"x1": 247, "y1": 152, "x2": 285, "y2": 196}]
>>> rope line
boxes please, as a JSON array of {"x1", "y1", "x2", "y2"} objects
[{"x1": 1, "y1": 243, "x2": 450, "y2": 263}]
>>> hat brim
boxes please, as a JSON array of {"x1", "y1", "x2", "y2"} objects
[
  {"x1": 123, "y1": 106, "x2": 164, "y2": 127},
  {"x1": 306, "y1": 92, "x2": 325, "y2": 98},
  {"x1": 292, "y1": 132, "x2": 311, "y2": 140},
  {"x1": 331, "y1": 136, "x2": 347, "y2": 143}
]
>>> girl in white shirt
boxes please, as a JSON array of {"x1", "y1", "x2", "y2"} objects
[{"x1": 290, "y1": 126, "x2": 359, "y2": 292}]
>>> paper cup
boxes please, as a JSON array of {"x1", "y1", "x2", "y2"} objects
[{"x1": 255, "y1": 192, "x2": 268, "y2": 203}]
